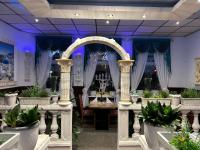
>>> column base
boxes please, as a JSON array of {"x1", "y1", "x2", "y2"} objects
[
  {"x1": 119, "y1": 101, "x2": 132, "y2": 106},
  {"x1": 58, "y1": 100, "x2": 72, "y2": 106}
]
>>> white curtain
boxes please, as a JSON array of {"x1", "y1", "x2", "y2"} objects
[
  {"x1": 82, "y1": 53, "x2": 98, "y2": 107},
  {"x1": 36, "y1": 50, "x2": 52, "y2": 88},
  {"x1": 154, "y1": 52, "x2": 170, "y2": 90},
  {"x1": 107, "y1": 52, "x2": 120, "y2": 102},
  {"x1": 131, "y1": 52, "x2": 148, "y2": 90}
]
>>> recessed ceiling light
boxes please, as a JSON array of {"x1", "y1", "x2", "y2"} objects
[
  {"x1": 142, "y1": 14, "x2": 146, "y2": 19},
  {"x1": 176, "y1": 21, "x2": 180, "y2": 25},
  {"x1": 35, "y1": 18, "x2": 39, "y2": 23},
  {"x1": 106, "y1": 20, "x2": 110, "y2": 24},
  {"x1": 74, "y1": 13, "x2": 80, "y2": 16},
  {"x1": 107, "y1": 14, "x2": 114, "y2": 18}
]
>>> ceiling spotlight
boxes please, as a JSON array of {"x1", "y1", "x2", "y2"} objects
[
  {"x1": 106, "y1": 20, "x2": 110, "y2": 24},
  {"x1": 35, "y1": 18, "x2": 39, "y2": 23},
  {"x1": 107, "y1": 14, "x2": 114, "y2": 18},
  {"x1": 176, "y1": 21, "x2": 180, "y2": 25},
  {"x1": 74, "y1": 13, "x2": 80, "y2": 17},
  {"x1": 142, "y1": 14, "x2": 146, "y2": 19}
]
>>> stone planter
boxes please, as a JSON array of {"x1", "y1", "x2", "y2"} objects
[
  {"x1": 157, "y1": 132, "x2": 176, "y2": 150},
  {"x1": 144, "y1": 123, "x2": 165, "y2": 150},
  {"x1": 142, "y1": 98, "x2": 171, "y2": 106},
  {"x1": 170, "y1": 94, "x2": 181, "y2": 106},
  {"x1": 18, "y1": 97, "x2": 50, "y2": 105},
  {"x1": 130, "y1": 94, "x2": 139, "y2": 103},
  {"x1": 51, "y1": 95, "x2": 59, "y2": 104},
  {"x1": 4, "y1": 93, "x2": 18, "y2": 106},
  {"x1": 0, "y1": 133, "x2": 20, "y2": 150},
  {"x1": 4, "y1": 122, "x2": 39, "y2": 150},
  {"x1": 0, "y1": 97, "x2": 5, "y2": 105},
  {"x1": 181, "y1": 98, "x2": 200, "y2": 106}
]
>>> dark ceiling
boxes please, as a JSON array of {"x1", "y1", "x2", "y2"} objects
[{"x1": 47, "y1": 0, "x2": 180, "y2": 7}]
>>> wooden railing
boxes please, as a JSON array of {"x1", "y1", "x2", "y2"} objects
[{"x1": 0, "y1": 103, "x2": 73, "y2": 150}]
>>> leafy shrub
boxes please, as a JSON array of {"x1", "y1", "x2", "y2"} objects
[
  {"x1": 140, "y1": 101, "x2": 181, "y2": 126},
  {"x1": 181, "y1": 89, "x2": 200, "y2": 98},
  {"x1": 4, "y1": 104, "x2": 40, "y2": 128},
  {"x1": 143, "y1": 90, "x2": 153, "y2": 98},
  {"x1": 20, "y1": 86, "x2": 49, "y2": 97}
]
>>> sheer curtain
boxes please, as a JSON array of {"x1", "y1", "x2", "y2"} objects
[
  {"x1": 82, "y1": 53, "x2": 98, "y2": 107},
  {"x1": 131, "y1": 52, "x2": 148, "y2": 90},
  {"x1": 107, "y1": 52, "x2": 120, "y2": 102},
  {"x1": 36, "y1": 50, "x2": 52, "y2": 88},
  {"x1": 154, "y1": 52, "x2": 170, "y2": 90}
]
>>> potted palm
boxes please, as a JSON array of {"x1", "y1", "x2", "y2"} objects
[
  {"x1": 18, "y1": 86, "x2": 50, "y2": 105},
  {"x1": 181, "y1": 89, "x2": 200, "y2": 106},
  {"x1": 4, "y1": 104, "x2": 40, "y2": 150},
  {"x1": 140, "y1": 101, "x2": 181, "y2": 150},
  {"x1": 142, "y1": 90, "x2": 171, "y2": 105}
]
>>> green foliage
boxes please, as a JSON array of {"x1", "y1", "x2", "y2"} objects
[
  {"x1": 0, "y1": 92, "x2": 4, "y2": 97},
  {"x1": 143, "y1": 90, "x2": 153, "y2": 98},
  {"x1": 170, "y1": 122, "x2": 200, "y2": 150},
  {"x1": 4, "y1": 104, "x2": 40, "y2": 128},
  {"x1": 20, "y1": 86, "x2": 49, "y2": 97},
  {"x1": 181, "y1": 89, "x2": 200, "y2": 98},
  {"x1": 140, "y1": 101, "x2": 181, "y2": 126}
]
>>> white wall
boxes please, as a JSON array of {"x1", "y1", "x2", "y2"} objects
[{"x1": 0, "y1": 21, "x2": 36, "y2": 87}]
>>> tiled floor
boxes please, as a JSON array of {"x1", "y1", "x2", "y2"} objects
[{"x1": 76, "y1": 128, "x2": 117, "y2": 150}]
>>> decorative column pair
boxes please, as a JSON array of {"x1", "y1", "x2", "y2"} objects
[
  {"x1": 57, "y1": 59, "x2": 73, "y2": 106},
  {"x1": 118, "y1": 60, "x2": 134, "y2": 105}
]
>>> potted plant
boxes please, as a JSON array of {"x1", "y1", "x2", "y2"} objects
[
  {"x1": 18, "y1": 86, "x2": 50, "y2": 105},
  {"x1": 181, "y1": 89, "x2": 200, "y2": 106},
  {"x1": 170, "y1": 91, "x2": 181, "y2": 106},
  {"x1": 0, "y1": 92, "x2": 5, "y2": 105},
  {"x1": 4, "y1": 104, "x2": 40, "y2": 150},
  {"x1": 142, "y1": 90, "x2": 171, "y2": 105},
  {"x1": 0, "y1": 133, "x2": 20, "y2": 149},
  {"x1": 130, "y1": 90, "x2": 140, "y2": 103},
  {"x1": 51, "y1": 91, "x2": 59, "y2": 104},
  {"x1": 140, "y1": 101, "x2": 181, "y2": 150},
  {"x1": 4, "y1": 93, "x2": 18, "y2": 106}
]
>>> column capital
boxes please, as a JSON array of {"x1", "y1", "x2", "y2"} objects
[
  {"x1": 118, "y1": 60, "x2": 134, "y2": 73},
  {"x1": 56, "y1": 59, "x2": 73, "y2": 73}
]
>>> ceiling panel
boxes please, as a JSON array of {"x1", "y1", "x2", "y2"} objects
[
  {"x1": 119, "y1": 20, "x2": 142, "y2": 26},
  {"x1": 79, "y1": 31, "x2": 96, "y2": 36},
  {"x1": 133, "y1": 32, "x2": 152, "y2": 36},
  {"x1": 96, "y1": 19, "x2": 119, "y2": 26},
  {"x1": 170, "y1": 32, "x2": 189, "y2": 37},
  {"x1": 152, "y1": 32, "x2": 170, "y2": 36},
  {"x1": 136, "y1": 26, "x2": 158, "y2": 33},
  {"x1": 6, "y1": 3, "x2": 32, "y2": 15},
  {"x1": 22, "y1": 16, "x2": 50, "y2": 24},
  {"x1": 0, "y1": 0, "x2": 19, "y2": 2},
  {"x1": 11, "y1": 23, "x2": 36, "y2": 30},
  {"x1": 163, "y1": 19, "x2": 192, "y2": 26},
  {"x1": 97, "y1": 31, "x2": 115, "y2": 36},
  {"x1": 175, "y1": 27, "x2": 200, "y2": 33},
  {"x1": 0, "y1": 15, "x2": 26, "y2": 23},
  {"x1": 186, "y1": 19, "x2": 200, "y2": 27},
  {"x1": 76, "y1": 25, "x2": 96, "y2": 32},
  {"x1": 42, "y1": 30, "x2": 60, "y2": 34},
  {"x1": 73, "y1": 19, "x2": 95, "y2": 25},
  {"x1": 33, "y1": 24, "x2": 56, "y2": 30},
  {"x1": 59, "y1": 29, "x2": 78, "y2": 35},
  {"x1": 142, "y1": 20, "x2": 167, "y2": 26},
  {"x1": 21, "y1": 28, "x2": 41, "y2": 34},
  {"x1": 115, "y1": 31, "x2": 133, "y2": 36},
  {"x1": 0, "y1": 4, "x2": 15, "y2": 14},
  {"x1": 117, "y1": 26, "x2": 138, "y2": 32},
  {"x1": 49, "y1": 18, "x2": 73, "y2": 25},
  {"x1": 55, "y1": 25, "x2": 76, "y2": 31},
  {"x1": 155, "y1": 26, "x2": 179, "y2": 33},
  {"x1": 97, "y1": 25, "x2": 116, "y2": 32}
]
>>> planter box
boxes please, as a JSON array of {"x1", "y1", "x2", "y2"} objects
[
  {"x1": 18, "y1": 97, "x2": 50, "y2": 105},
  {"x1": 0, "y1": 97, "x2": 4, "y2": 105},
  {"x1": 142, "y1": 98, "x2": 171, "y2": 105},
  {"x1": 0, "y1": 133, "x2": 19, "y2": 150},
  {"x1": 181, "y1": 98, "x2": 200, "y2": 106}
]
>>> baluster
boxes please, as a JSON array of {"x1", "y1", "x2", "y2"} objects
[
  {"x1": 39, "y1": 111, "x2": 46, "y2": 134},
  {"x1": 1, "y1": 111, "x2": 6, "y2": 131},
  {"x1": 192, "y1": 111, "x2": 200, "y2": 134},
  {"x1": 181, "y1": 110, "x2": 189, "y2": 128},
  {"x1": 51, "y1": 111, "x2": 59, "y2": 139},
  {"x1": 132, "y1": 110, "x2": 141, "y2": 137}
]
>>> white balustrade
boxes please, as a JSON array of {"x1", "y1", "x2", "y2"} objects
[
  {"x1": 50, "y1": 111, "x2": 59, "y2": 139},
  {"x1": 39, "y1": 111, "x2": 46, "y2": 134}
]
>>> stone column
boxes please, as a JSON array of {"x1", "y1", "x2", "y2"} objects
[
  {"x1": 118, "y1": 60, "x2": 134, "y2": 105},
  {"x1": 57, "y1": 59, "x2": 73, "y2": 106}
]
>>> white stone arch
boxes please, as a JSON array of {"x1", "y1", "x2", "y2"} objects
[
  {"x1": 57, "y1": 36, "x2": 133, "y2": 106},
  {"x1": 62, "y1": 36, "x2": 130, "y2": 60}
]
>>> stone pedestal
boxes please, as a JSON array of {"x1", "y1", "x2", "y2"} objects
[
  {"x1": 118, "y1": 60, "x2": 134, "y2": 105},
  {"x1": 57, "y1": 59, "x2": 73, "y2": 106}
]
